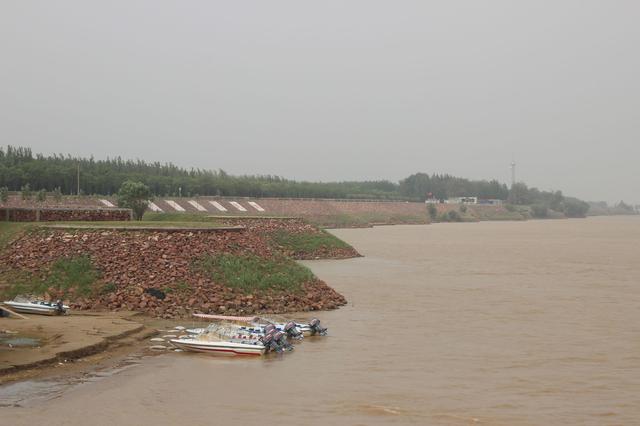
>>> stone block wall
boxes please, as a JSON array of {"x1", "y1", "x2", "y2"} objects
[{"x1": 0, "y1": 208, "x2": 132, "y2": 222}]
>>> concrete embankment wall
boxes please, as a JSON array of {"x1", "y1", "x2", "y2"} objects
[
  {"x1": 1, "y1": 195, "x2": 429, "y2": 224},
  {"x1": 0, "y1": 195, "x2": 524, "y2": 224}
]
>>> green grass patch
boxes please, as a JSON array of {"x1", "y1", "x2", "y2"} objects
[
  {"x1": 194, "y1": 253, "x2": 313, "y2": 293},
  {"x1": 0, "y1": 222, "x2": 31, "y2": 252},
  {"x1": 98, "y1": 282, "x2": 117, "y2": 295},
  {"x1": 270, "y1": 230, "x2": 352, "y2": 253},
  {"x1": 2, "y1": 255, "x2": 100, "y2": 299}
]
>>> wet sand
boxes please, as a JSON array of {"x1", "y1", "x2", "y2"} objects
[
  {"x1": 0, "y1": 312, "x2": 147, "y2": 382},
  {"x1": 2, "y1": 217, "x2": 640, "y2": 425}
]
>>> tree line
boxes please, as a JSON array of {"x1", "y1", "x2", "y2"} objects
[{"x1": 0, "y1": 146, "x2": 589, "y2": 216}]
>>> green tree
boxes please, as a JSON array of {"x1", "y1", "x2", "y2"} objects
[
  {"x1": 36, "y1": 189, "x2": 47, "y2": 202},
  {"x1": 21, "y1": 183, "x2": 32, "y2": 200},
  {"x1": 531, "y1": 204, "x2": 548, "y2": 218},
  {"x1": 563, "y1": 198, "x2": 589, "y2": 218},
  {"x1": 116, "y1": 181, "x2": 153, "y2": 220},
  {"x1": 0, "y1": 186, "x2": 8, "y2": 203},
  {"x1": 508, "y1": 182, "x2": 530, "y2": 205}
]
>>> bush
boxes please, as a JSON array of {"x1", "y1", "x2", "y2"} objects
[
  {"x1": 0, "y1": 186, "x2": 8, "y2": 203},
  {"x1": 99, "y1": 282, "x2": 117, "y2": 295},
  {"x1": 531, "y1": 204, "x2": 548, "y2": 218},
  {"x1": 459, "y1": 204, "x2": 467, "y2": 213},
  {"x1": 117, "y1": 180, "x2": 153, "y2": 220},
  {"x1": 504, "y1": 203, "x2": 516, "y2": 212},
  {"x1": 447, "y1": 210, "x2": 462, "y2": 222},
  {"x1": 563, "y1": 199, "x2": 590, "y2": 218},
  {"x1": 427, "y1": 204, "x2": 438, "y2": 219}
]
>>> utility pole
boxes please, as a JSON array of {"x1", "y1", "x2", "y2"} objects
[
  {"x1": 510, "y1": 159, "x2": 516, "y2": 187},
  {"x1": 508, "y1": 158, "x2": 516, "y2": 204},
  {"x1": 77, "y1": 163, "x2": 80, "y2": 196}
]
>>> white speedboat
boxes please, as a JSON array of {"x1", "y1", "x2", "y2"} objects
[
  {"x1": 185, "y1": 323, "x2": 262, "y2": 340},
  {"x1": 192, "y1": 313, "x2": 326, "y2": 337},
  {"x1": 170, "y1": 338, "x2": 266, "y2": 356},
  {"x1": 3, "y1": 300, "x2": 69, "y2": 316}
]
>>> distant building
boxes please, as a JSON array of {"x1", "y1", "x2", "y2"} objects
[
  {"x1": 445, "y1": 197, "x2": 478, "y2": 204},
  {"x1": 426, "y1": 197, "x2": 503, "y2": 205}
]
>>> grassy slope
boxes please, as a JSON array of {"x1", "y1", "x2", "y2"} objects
[
  {"x1": 3, "y1": 256, "x2": 101, "y2": 299},
  {"x1": 270, "y1": 229, "x2": 352, "y2": 253},
  {"x1": 0, "y1": 222, "x2": 30, "y2": 252},
  {"x1": 194, "y1": 253, "x2": 313, "y2": 293}
]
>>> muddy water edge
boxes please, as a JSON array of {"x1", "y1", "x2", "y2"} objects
[{"x1": 2, "y1": 216, "x2": 640, "y2": 425}]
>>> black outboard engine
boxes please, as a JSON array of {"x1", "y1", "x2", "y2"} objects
[
  {"x1": 260, "y1": 331, "x2": 283, "y2": 353},
  {"x1": 283, "y1": 321, "x2": 303, "y2": 340},
  {"x1": 273, "y1": 331, "x2": 294, "y2": 351},
  {"x1": 309, "y1": 318, "x2": 327, "y2": 336}
]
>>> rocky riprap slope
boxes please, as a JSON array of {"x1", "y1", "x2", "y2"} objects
[{"x1": 0, "y1": 221, "x2": 355, "y2": 319}]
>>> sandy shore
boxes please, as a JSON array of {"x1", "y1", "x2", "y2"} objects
[{"x1": 0, "y1": 311, "x2": 155, "y2": 384}]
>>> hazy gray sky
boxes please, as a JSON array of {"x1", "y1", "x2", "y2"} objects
[{"x1": 1, "y1": 1, "x2": 638, "y2": 203}]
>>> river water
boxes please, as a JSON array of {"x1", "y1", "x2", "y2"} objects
[{"x1": 3, "y1": 217, "x2": 640, "y2": 425}]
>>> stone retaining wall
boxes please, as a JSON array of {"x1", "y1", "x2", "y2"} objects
[{"x1": 0, "y1": 208, "x2": 132, "y2": 222}]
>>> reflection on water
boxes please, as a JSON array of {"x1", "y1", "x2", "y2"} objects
[{"x1": 2, "y1": 217, "x2": 640, "y2": 425}]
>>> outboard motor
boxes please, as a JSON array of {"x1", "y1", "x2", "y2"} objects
[
  {"x1": 273, "y1": 331, "x2": 294, "y2": 351},
  {"x1": 55, "y1": 300, "x2": 64, "y2": 314},
  {"x1": 309, "y1": 318, "x2": 327, "y2": 336},
  {"x1": 260, "y1": 331, "x2": 283, "y2": 353},
  {"x1": 263, "y1": 324, "x2": 276, "y2": 335},
  {"x1": 283, "y1": 321, "x2": 303, "y2": 340}
]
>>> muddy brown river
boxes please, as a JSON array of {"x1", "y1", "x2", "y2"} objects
[{"x1": 3, "y1": 217, "x2": 640, "y2": 425}]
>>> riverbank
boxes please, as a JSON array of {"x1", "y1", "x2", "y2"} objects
[
  {"x1": 0, "y1": 219, "x2": 356, "y2": 319},
  {"x1": 0, "y1": 311, "x2": 154, "y2": 384}
]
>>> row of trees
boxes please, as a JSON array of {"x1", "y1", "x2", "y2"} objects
[
  {"x1": 0, "y1": 146, "x2": 405, "y2": 199},
  {"x1": 0, "y1": 184, "x2": 64, "y2": 203},
  {"x1": 0, "y1": 146, "x2": 591, "y2": 216},
  {"x1": 508, "y1": 182, "x2": 590, "y2": 218},
  {"x1": 399, "y1": 173, "x2": 510, "y2": 200}
]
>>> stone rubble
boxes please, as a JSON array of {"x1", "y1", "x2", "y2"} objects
[{"x1": 0, "y1": 220, "x2": 354, "y2": 318}]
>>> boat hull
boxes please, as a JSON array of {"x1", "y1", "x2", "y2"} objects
[
  {"x1": 170, "y1": 338, "x2": 265, "y2": 356},
  {"x1": 3, "y1": 301, "x2": 69, "y2": 316}
]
